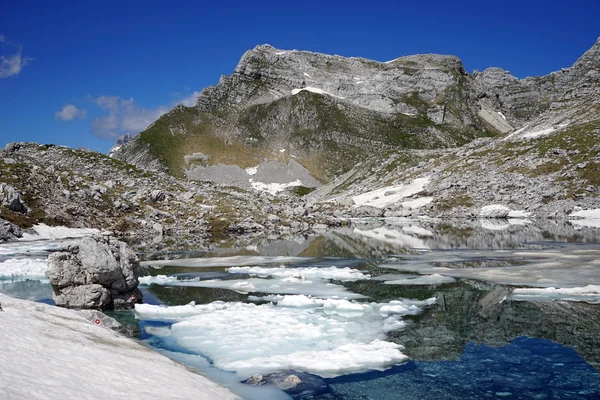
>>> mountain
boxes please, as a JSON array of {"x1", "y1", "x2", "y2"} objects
[
  {"x1": 112, "y1": 45, "x2": 507, "y2": 185},
  {"x1": 112, "y1": 39, "x2": 600, "y2": 194},
  {"x1": 108, "y1": 133, "x2": 132, "y2": 158}
]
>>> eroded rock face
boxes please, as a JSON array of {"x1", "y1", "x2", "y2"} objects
[
  {"x1": 0, "y1": 183, "x2": 27, "y2": 213},
  {"x1": 0, "y1": 218, "x2": 22, "y2": 242},
  {"x1": 46, "y1": 236, "x2": 142, "y2": 309}
]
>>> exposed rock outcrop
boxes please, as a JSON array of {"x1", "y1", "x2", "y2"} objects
[
  {"x1": 0, "y1": 182, "x2": 27, "y2": 213},
  {"x1": 46, "y1": 235, "x2": 143, "y2": 309},
  {"x1": 0, "y1": 218, "x2": 22, "y2": 242}
]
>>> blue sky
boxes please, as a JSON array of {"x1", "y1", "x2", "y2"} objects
[{"x1": 1, "y1": 0, "x2": 598, "y2": 154}]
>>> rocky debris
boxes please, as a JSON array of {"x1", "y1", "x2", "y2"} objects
[
  {"x1": 150, "y1": 189, "x2": 166, "y2": 202},
  {"x1": 0, "y1": 218, "x2": 22, "y2": 242},
  {"x1": 0, "y1": 182, "x2": 27, "y2": 213},
  {"x1": 46, "y1": 235, "x2": 143, "y2": 309},
  {"x1": 244, "y1": 371, "x2": 330, "y2": 398},
  {"x1": 228, "y1": 218, "x2": 264, "y2": 233}
]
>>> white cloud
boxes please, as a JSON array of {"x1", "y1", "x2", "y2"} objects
[
  {"x1": 55, "y1": 104, "x2": 87, "y2": 121},
  {"x1": 180, "y1": 91, "x2": 201, "y2": 107},
  {"x1": 0, "y1": 35, "x2": 33, "y2": 78},
  {"x1": 88, "y1": 91, "x2": 201, "y2": 139}
]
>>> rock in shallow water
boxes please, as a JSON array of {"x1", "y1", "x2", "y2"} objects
[{"x1": 46, "y1": 235, "x2": 142, "y2": 309}]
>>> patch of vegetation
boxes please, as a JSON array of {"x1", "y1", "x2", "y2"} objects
[
  {"x1": 291, "y1": 186, "x2": 315, "y2": 196},
  {"x1": 434, "y1": 194, "x2": 474, "y2": 211}
]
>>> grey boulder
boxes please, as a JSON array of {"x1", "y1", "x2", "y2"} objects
[{"x1": 46, "y1": 236, "x2": 143, "y2": 309}]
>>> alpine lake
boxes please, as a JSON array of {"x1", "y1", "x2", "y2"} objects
[{"x1": 2, "y1": 218, "x2": 600, "y2": 400}]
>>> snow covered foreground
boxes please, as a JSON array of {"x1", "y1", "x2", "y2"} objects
[{"x1": 0, "y1": 294, "x2": 238, "y2": 400}]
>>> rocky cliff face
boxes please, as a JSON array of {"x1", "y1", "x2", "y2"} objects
[
  {"x1": 113, "y1": 39, "x2": 599, "y2": 191},
  {"x1": 113, "y1": 44, "x2": 505, "y2": 183}
]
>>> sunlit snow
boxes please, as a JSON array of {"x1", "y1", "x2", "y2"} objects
[{"x1": 352, "y1": 177, "x2": 430, "y2": 208}]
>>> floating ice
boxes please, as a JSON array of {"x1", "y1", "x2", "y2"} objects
[
  {"x1": 142, "y1": 255, "x2": 312, "y2": 268},
  {"x1": 166, "y1": 277, "x2": 366, "y2": 299},
  {"x1": 384, "y1": 273, "x2": 456, "y2": 285},
  {"x1": 139, "y1": 275, "x2": 199, "y2": 286},
  {"x1": 228, "y1": 265, "x2": 370, "y2": 282},
  {"x1": 352, "y1": 177, "x2": 430, "y2": 209},
  {"x1": 135, "y1": 296, "x2": 435, "y2": 378},
  {"x1": 508, "y1": 285, "x2": 600, "y2": 304},
  {"x1": 0, "y1": 258, "x2": 48, "y2": 280}
]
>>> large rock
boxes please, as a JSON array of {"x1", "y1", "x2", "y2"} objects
[
  {"x1": 0, "y1": 183, "x2": 27, "y2": 213},
  {"x1": 46, "y1": 236, "x2": 143, "y2": 309},
  {"x1": 0, "y1": 218, "x2": 22, "y2": 242}
]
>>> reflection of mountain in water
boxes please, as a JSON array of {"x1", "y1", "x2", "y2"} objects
[{"x1": 388, "y1": 282, "x2": 600, "y2": 372}]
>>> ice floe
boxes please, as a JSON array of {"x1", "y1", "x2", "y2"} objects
[
  {"x1": 165, "y1": 277, "x2": 366, "y2": 298},
  {"x1": 228, "y1": 265, "x2": 370, "y2": 282},
  {"x1": 135, "y1": 296, "x2": 435, "y2": 378},
  {"x1": 0, "y1": 294, "x2": 238, "y2": 400},
  {"x1": 384, "y1": 273, "x2": 456, "y2": 285},
  {"x1": 507, "y1": 285, "x2": 600, "y2": 304},
  {"x1": 0, "y1": 258, "x2": 48, "y2": 280},
  {"x1": 139, "y1": 275, "x2": 199, "y2": 286},
  {"x1": 352, "y1": 177, "x2": 430, "y2": 209},
  {"x1": 142, "y1": 255, "x2": 312, "y2": 268}
]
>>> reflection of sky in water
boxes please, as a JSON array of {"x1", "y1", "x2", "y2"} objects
[{"x1": 326, "y1": 337, "x2": 600, "y2": 399}]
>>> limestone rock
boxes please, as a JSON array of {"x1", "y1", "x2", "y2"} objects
[
  {"x1": 0, "y1": 218, "x2": 22, "y2": 242},
  {"x1": 46, "y1": 236, "x2": 142, "y2": 309},
  {"x1": 0, "y1": 183, "x2": 27, "y2": 213}
]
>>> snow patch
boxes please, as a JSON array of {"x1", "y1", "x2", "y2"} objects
[
  {"x1": 139, "y1": 275, "x2": 199, "y2": 286},
  {"x1": 249, "y1": 179, "x2": 303, "y2": 195},
  {"x1": 498, "y1": 111, "x2": 507, "y2": 120},
  {"x1": 352, "y1": 177, "x2": 430, "y2": 209},
  {"x1": 245, "y1": 166, "x2": 259, "y2": 176},
  {"x1": 291, "y1": 86, "x2": 345, "y2": 99},
  {"x1": 569, "y1": 208, "x2": 600, "y2": 228},
  {"x1": 20, "y1": 224, "x2": 102, "y2": 241},
  {"x1": 354, "y1": 227, "x2": 428, "y2": 249},
  {"x1": 303, "y1": 72, "x2": 312, "y2": 78}
]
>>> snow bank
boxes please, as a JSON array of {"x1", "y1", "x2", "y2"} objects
[
  {"x1": 0, "y1": 294, "x2": 238, "y2": 400},
  {"x1": 352, "y1": 177, "x2": 430, "y2": 209},
  {"x1": 480, "y1": 205, "x2": 530, "y2": 219},
  {"x1": 249, "y1": 178, "x2": 303, "y2": 195},
  {"x1": 384, "y1": 273, "x2": 456, "y2": 285},
  {"x1": 142, "y1": 255, "x2": 312, "y2": 268},
  {"x1": 20, "y1": 224, "x2": 102, "y2": 241},
  {"x1": 508, "y1": 285, "x2": 600, "y2": 304},
  {"x1": 228, "y1": 265, "x2": 370, "y2": 282},
  {"x1": 291, "y1": 86, "x2": 345, "y2": 99},
  {"x1": 569, "y1": 208, "x2": 600, "y2": 228},
  {"x1": 135, "y1": 296, "x2": 435, "y2": 378}
]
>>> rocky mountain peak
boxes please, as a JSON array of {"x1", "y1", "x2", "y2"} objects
[{"x1": 571, "y1": 36, "x2": 600, "y2": 70}]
